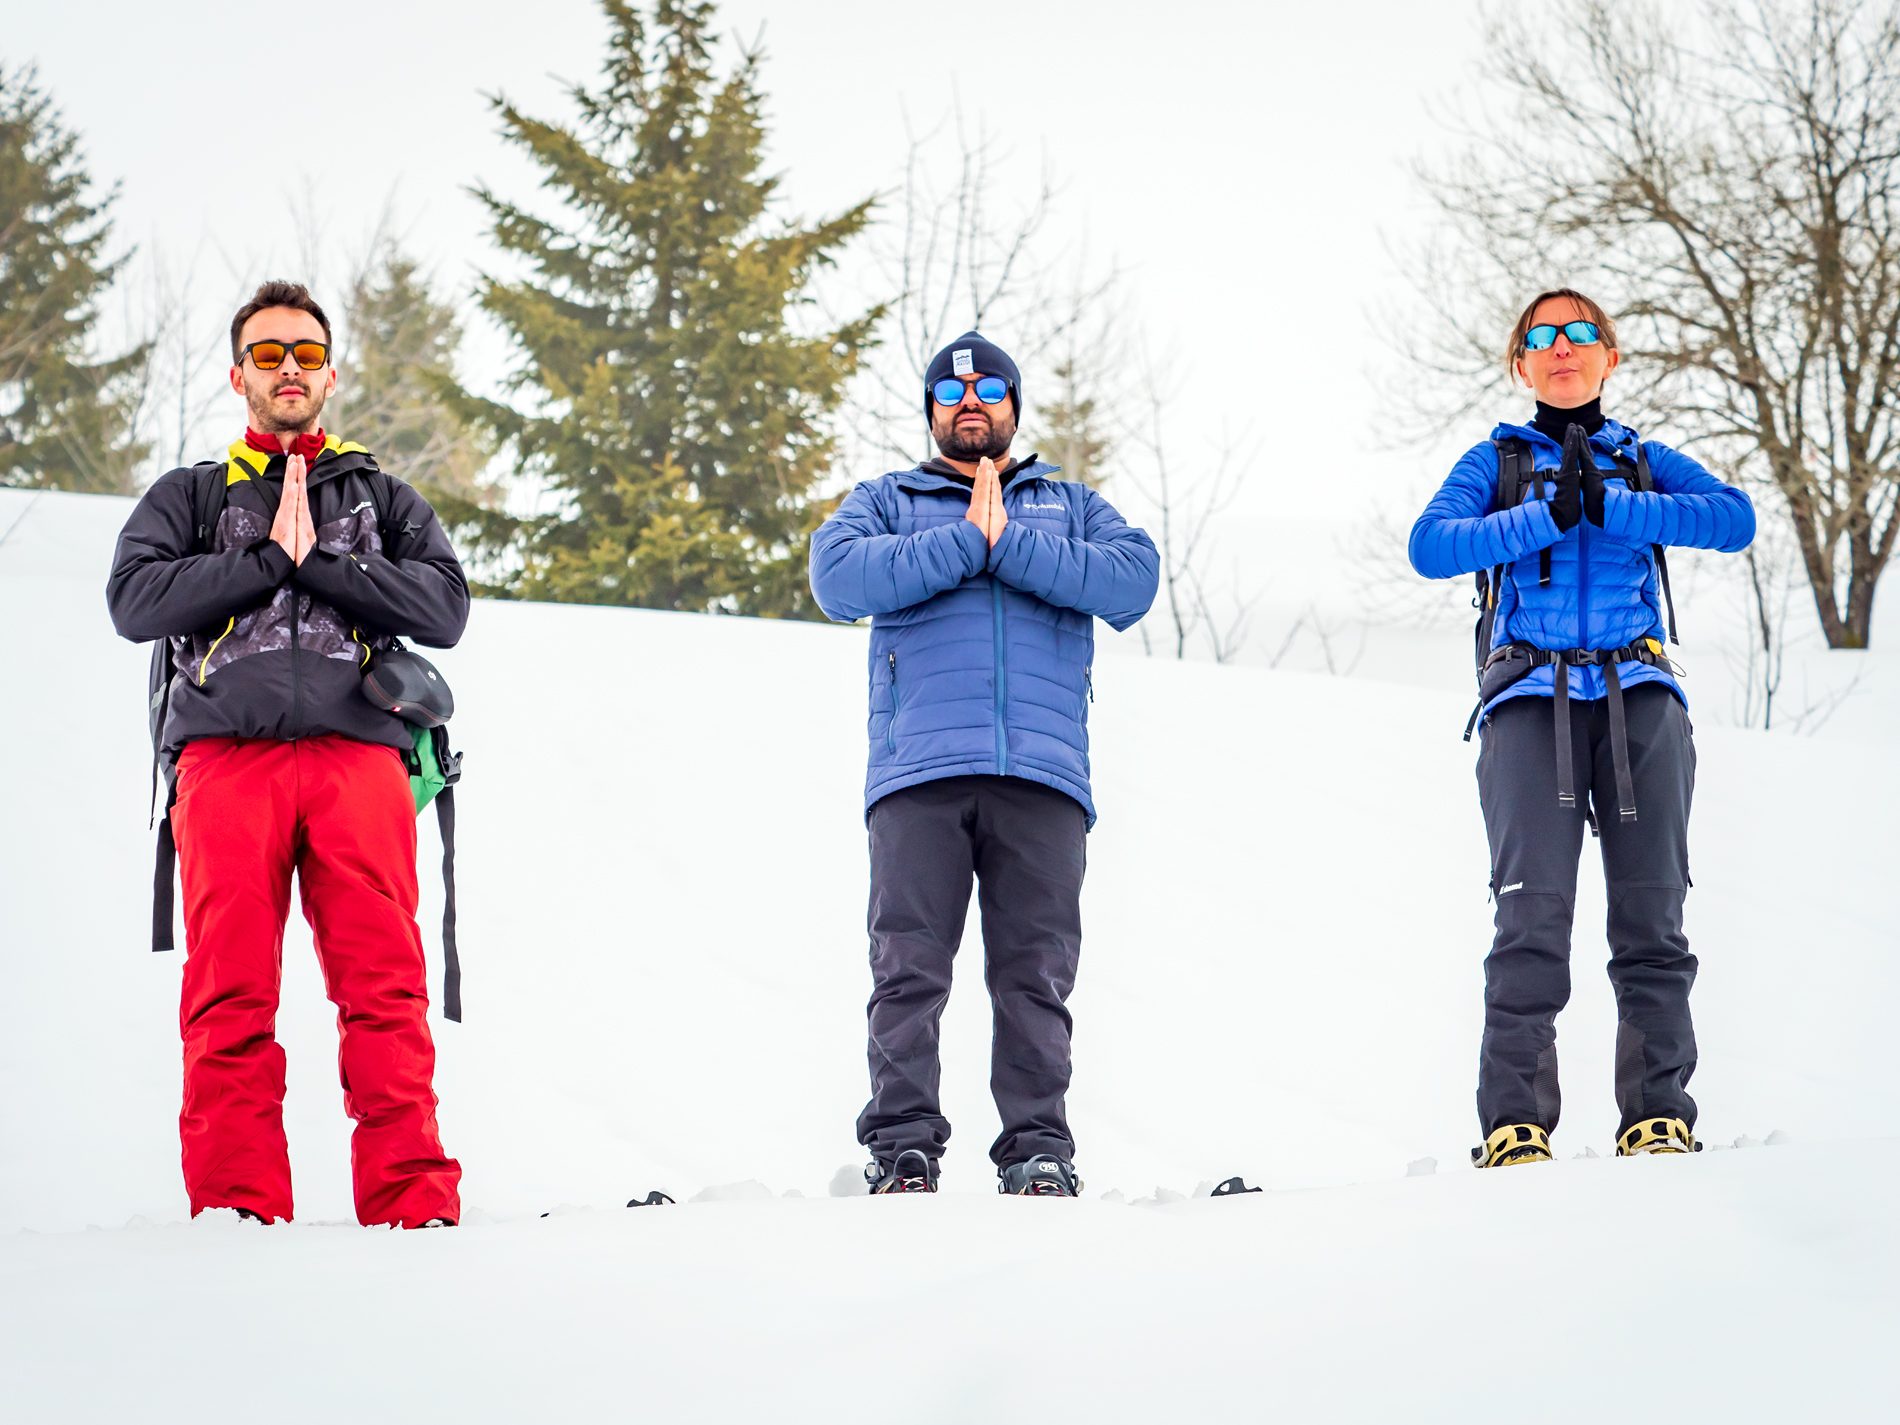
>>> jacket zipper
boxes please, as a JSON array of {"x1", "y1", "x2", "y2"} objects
[
  {"x1": 198, "y1": 617, "x2": 235, "y2": 685},
  {"x1": 991, "y1": 579, "x2": 1008, "y2": 774},
  {"x1": 288, "y1": 461, "x2": 307, "y2": 736},
  {"x1": 886, "y1": 651, "x2": 899, "y2": 753},
  {"x1": 290, "y1": 589, "x2": 302, "y2": 735},
  {"x1": 1577, "y1": 448, "x2": 1592, "y2": 652}
]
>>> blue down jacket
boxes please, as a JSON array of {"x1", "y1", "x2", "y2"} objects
[
  {"x1": 809, "y1": 460, "x2": 1159, "y2": 827},
  {"x1": 1409, "y1": 418, "x2": 1755, "y2": 713}
]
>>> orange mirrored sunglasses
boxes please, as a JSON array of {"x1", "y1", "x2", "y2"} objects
[{"x1": 238, "y1": 339, "x2": 330, "y2": 371}]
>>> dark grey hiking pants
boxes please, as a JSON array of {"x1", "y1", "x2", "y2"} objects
[
  {"x1": 1476, "y1": 683, "x2": 1698, "y2": 1137},
  {"x1": 857, "y1": 775, "x2": 1087, "y2": 1170}
]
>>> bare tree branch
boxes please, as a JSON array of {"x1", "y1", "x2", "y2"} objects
[{"x1": 1402, "y1": 0, "x2": 1900, "y2": 648}]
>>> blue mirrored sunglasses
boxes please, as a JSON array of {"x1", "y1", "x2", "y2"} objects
[
  {"x1": 932, "y1": 376, "x2": 1011, "y2": 407},
  {"x1": 1522, "y1": 321, "x2": 1602, "y2": 352}
]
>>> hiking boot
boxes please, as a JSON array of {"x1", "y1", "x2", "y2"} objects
[
  {"x1": 1472, "y1": 1124, "x2": 1554, "y2": 1168},
  {"x1": 866, "y1": 1149, "x2": 938, "y2": 1194},
  {"x1": 997, "y1": 1156, "x2": 1082, "y2": 1197},
  {"x1": 1616, "y1": 1118, "x2": 1700, "y2": 1156}
]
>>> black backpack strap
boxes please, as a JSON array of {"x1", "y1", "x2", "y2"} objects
[
  {"x1": 1532, "y1": 641, "x2": 1666, "y2": 827},
  {"x1": 1551, "y1": 657, "x2": 1577, "y2": 812},
  {"x1": 190, "y1": 460, "x2": 229, "y2": 549},
  {"x1": 147, "y1": 643, "x2": 173, "y2": 833},
  {"x1": 432, "y1": 725, "x2": 464, "y2": 1021},
  {"x1": 352, "y1": 459, "x2": 463, "y2": 1019},
  {"x1": 436, "y1": 783, "x2": 461, "y2": 1022},
  {"x1": 152, "y1": 814, "x2": 178, "y2": 953},
  {"x1": 1493, "y1": 436, "x2": 1548, "y2": 588},
  {"x1": 1469, "y1": 438, "x2": 1531, "y2": 722},
  {"x1": 360, "y1": 466, "x2": 423, "y2": 559},
  {"x1": 149, "y1": 463, "x2": 230, "y2": 955},
  {"x1": 1603, "y1": 659, "x2": 1639, "y2": 823},
  {"x1": 1631, "y1": 446, "x2": 1679, "y2": 645}
]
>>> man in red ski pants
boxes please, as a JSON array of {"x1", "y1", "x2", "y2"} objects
[{"x1": 107, "y1": 281, "x2": 469, "y2": 1228}]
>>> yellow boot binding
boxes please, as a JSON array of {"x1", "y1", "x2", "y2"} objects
[
  {"x1": 1473, "y1": 1124, "x2": 1553, "y2": 1168},
  {"x1": 1617, "y1": 1118, "x2": 1700, "y2": 1156}
]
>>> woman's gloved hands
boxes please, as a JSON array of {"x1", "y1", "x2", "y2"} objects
[
  {"x1": 1550, "y1": 429, "x2": 1583, "y2": 531},
  {"x1": 1549, "y1": 423, "x2": 1606, "y2": 532},
  {"x1": 1566, "y1": 424, "x2": 1610, "y2": 527}
]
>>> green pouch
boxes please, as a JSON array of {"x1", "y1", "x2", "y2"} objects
[{"x1": 402, "y1": 724, "x2": 459, "y2": 813}]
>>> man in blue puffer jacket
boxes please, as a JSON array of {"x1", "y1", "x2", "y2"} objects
[{"x1": 810, "y1": 331, "x2": 1158, "y2": 1197}]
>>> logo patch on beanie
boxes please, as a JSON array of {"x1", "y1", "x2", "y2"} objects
[{"x1": 952, "y1": 349, "x2": 974, "y2": 376}]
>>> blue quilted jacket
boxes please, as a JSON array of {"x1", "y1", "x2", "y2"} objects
[
  {"x1": 1408, "y1": 418, "x2": 1755, "y2": 713},
  {"x1": 809, "y1": 459, "x2": 1159, "y2": 827}
]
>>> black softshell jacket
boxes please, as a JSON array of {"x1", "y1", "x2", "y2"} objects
[{"x1": 106, "y1": 440, "x2": 469, "y2": 755}]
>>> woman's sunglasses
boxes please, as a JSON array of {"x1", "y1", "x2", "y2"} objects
[
  {"x1": 239, "y1": 339, "x2": 331, "y2": 372},
  {"x1": 1522, "y1": 321, "x2": 1601, "y2": 353},
  {"x1": 932, "y1": 375, "x2": 1011, "y2": 407}
]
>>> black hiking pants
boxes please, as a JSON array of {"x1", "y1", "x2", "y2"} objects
[
  {"x1": 857, "y1": 775, "x2": 1088, "y2": 1171},
  {"x1": 1475, "y1": 683, "x2": 1698, "y2": 1138}
]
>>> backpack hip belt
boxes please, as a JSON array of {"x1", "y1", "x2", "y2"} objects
[{"x1": 1482, "y1": 639, "x2": 1678, "y2": 828}]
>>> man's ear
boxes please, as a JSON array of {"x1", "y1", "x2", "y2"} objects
[{"x1": 228, "y1": 364, "x2": 244, "y2": 395}]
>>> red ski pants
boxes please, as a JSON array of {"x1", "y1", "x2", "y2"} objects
[{"x1": 171, "y1": 735, "x2": 460, "y2": 1227}]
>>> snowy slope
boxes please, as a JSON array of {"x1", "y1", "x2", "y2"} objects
[{"x1": 1, "y1": 487, "x2": 1895, "y2": 1422}]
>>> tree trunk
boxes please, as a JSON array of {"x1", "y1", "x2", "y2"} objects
[
  {"x1": 1846, "y1": 560, "x2": 1877, "y2": 650},
  {"x1": 1786, "y1": 499, "x2": 1855, "y2": 648}
]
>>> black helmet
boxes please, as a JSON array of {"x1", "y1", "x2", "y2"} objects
[{"x1": 362, "y1": 645, "x2": 454, "y2": 727}]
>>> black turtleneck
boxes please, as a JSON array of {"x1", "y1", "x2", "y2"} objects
[{"x1": 1530, "y1": 397, "x2": 1605, "y2": 443}]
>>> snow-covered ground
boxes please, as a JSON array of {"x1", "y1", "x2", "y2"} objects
[{"x1": 2, "y1": 487, "x2": 1895, "y2": 1422}]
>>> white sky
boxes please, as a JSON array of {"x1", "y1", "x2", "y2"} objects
[{"x1": 11, "y1": 1, "x2": 1496, "y2": 528}]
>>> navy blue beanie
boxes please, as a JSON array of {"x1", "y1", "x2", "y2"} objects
[{"x1": 923, "y1": 331, "x2": 1022, "y2": 418}]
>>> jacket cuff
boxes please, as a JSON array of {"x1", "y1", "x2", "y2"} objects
[
  {"x1": 1599, "y1": 486, "x2": 1654, "y2": 544},
  {"x1": 1525, "y1": 500, "x2": 1563, "y2": 549},
  {"x1": 290, "y1": 546, "x2": 353, "y2": 597},
  {"x1": 251, "y1": 539, "x2": 295, "y2": 585},
  {"x1": 986, "y1": 519, "x2": 1024, "y2": 573},
  {"x1": 953, "y1": 517, "x2": 989, "y2": 575}
]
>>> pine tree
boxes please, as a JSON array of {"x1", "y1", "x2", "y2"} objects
[
  {"x1": 1033, "y1": 356, "x2": 1112, "y2": 490},
  {"x1": 335, "y1": 244, "x2": 497, "y2": 514},
  {"x1": 467, "y1": 0, "x2": 880, "y2": 616},
  {"x1": 0, "y1": 65, "x2": 145, "y2": 493}
]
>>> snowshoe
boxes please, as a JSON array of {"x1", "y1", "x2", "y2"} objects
[
  {"x1": 1472, "y1": 1123, "x2": 1553, "y2": 1168},
  {"x1": 1616, "y1": 1118, "x2": 1700, "y2": 1156},
  {"x1": 866, "y1": 1149, "x2": 938, "y2": 1194},
  {"x1": 997, "y1": 1156, "x2": 1082, "y2": 1197}
]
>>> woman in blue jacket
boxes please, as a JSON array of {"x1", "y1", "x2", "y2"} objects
[{"x1": 1409, "y1": 289, "x2": 1754, "y2": 1168}]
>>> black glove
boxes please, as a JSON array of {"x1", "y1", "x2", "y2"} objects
[
  {"x1": 1549, "y1": 461, "x2": 1583, "y2": 532},
  {"x1": 1567, "y1": 424, "x2": 1606, "y2": 526}
]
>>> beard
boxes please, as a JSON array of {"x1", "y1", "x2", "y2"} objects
[
  {"x1": 935, "y1": 408, "x2": 1015, "y2": 461},
  {"x1": 247, "y1": 378, "x2": 329, "y2": 434}
]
